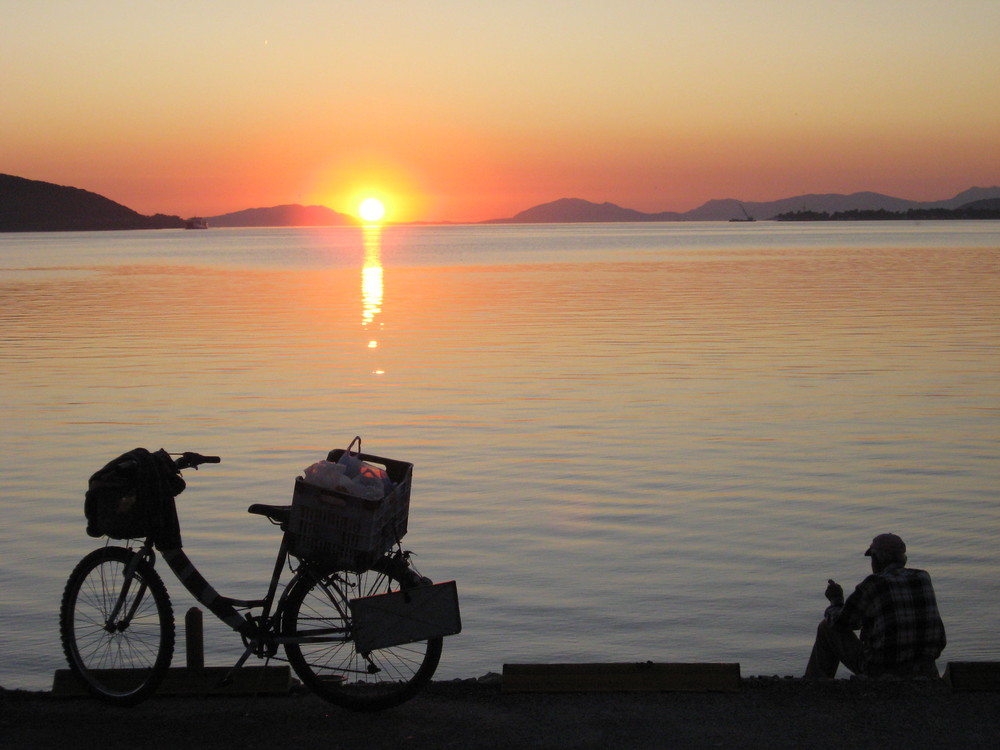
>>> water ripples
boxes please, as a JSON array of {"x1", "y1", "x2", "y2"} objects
[{"x1": 1, "y1": 225, "x2": 998, "y2": 689}]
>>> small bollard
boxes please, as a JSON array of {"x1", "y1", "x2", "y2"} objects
[{"x1": 185, "y1": 607, "x2": 204, "y2": 672}]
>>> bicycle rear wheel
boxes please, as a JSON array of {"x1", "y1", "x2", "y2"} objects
[
  {"x1": 283, "y1": 559, "x2": 442, "y2": 712},
  {"x1": 59, "y1": 546, "x2": 175, "y2": 705}
]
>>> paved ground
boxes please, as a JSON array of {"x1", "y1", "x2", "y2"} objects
[{"x1": 3, "y1": 677, "x2": 999, "y2": 749}]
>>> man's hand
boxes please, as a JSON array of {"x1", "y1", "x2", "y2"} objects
[{"x1": 825, "y1": 579, "x2": 844, "y2": 606}]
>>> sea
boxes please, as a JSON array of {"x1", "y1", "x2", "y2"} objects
[{"x1": 2, "y1": 221, "x2": 999, "y2": 691}]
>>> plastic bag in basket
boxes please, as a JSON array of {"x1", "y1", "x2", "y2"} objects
[{"x1": 303, "y1": 437, "x2": 395, "y2": 501}]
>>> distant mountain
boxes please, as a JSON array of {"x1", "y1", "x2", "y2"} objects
[
  {"x1": 962, "y1": 197, "x2": 1000, "y2": 211},
  {"x1": 490, "y1": 197, "x2": 683, "y2": 223},
  {"x1": 486, "y1": 187, "x2": 1000, "y2": 223},
  {"x1": 684, "y1": 192, "x2": 934, "y2": 220},
  {"x1": 207, "y1": 204, "x2": 353, "y2": 227},
  {"x1": 0, "y1": 173, "x2": 184, "y2": 231},
  {"x1": 5, "y1": 172, "x2": 999, "y2": 230},
  {"x1": 947, "y1": 187, "x2": 1000, "y2": 208}
]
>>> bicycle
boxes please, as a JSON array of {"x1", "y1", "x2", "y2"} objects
[{"x1": 59, "y1": 447, "x2": 460, "y2": 711}]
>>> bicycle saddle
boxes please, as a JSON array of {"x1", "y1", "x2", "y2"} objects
[{"x1": 247, "y1": 504, "x2": 291, "y2": 526}]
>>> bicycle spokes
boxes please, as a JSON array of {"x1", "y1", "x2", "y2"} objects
[{"x1": 60, "y1": 547, "x2": 175, "y2": 706}]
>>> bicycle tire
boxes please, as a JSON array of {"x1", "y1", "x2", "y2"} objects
[
  {"x1": 59, "y1": 546, "x2": 175, "y2": 706},
  {"x1": 283, "y1": 559, "x2": 443, "y2": 712}
]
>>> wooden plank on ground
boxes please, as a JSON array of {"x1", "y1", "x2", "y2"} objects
[
  {"x1": 943, "y1": 662, "x2": 1000, "y2": 691},
  {"x1": 52, "y1": 666, "x2": 292, "y2": 697},
  {"x1": 502, "y1": 662, "x2": 740, "y2": 693}
]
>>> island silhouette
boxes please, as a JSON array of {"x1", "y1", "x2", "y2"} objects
[
  {"x1": 2, "y1": 173, "x2": 999, "y2": 232},
  {"x1": 0, "y1": 174, "x2": 185, "y2": 231}
]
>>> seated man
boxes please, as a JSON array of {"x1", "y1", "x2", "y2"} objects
[{"x1": 805, "y1": 533, "x2": 946, "y2": 679}]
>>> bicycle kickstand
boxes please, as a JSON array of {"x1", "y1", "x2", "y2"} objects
[{"x1": 218, "y1": 644, "x2": 255, "y2": 688}]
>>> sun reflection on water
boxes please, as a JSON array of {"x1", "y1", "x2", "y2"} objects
[
  {"x1": 362, "y1": 225, "x2": 383, "y2": 330},
  {"x1": 361, "y1": 225, "x2": 384, "y2": 373}
]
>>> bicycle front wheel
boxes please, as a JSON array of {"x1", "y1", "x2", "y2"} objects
[
  {"x1": 59, "y1": 546, "x2": 175, "y2": 705},
  {"x1": 284, "y1": 560, "x2": 443, "y2": 712}
]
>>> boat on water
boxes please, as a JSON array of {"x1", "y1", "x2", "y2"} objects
[
  {"x1": 185, "y1": 217, "x2": 208, "y2": 229},
  {"x1": 729, "y1": 204, "x2": 756, "y2": 222}
]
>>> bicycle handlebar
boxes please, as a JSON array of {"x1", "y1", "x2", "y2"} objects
[{"x1": 173, "y1": 452, "x2": 221, "y2": 471}]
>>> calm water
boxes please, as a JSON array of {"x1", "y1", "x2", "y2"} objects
[{"x1": 2, "y1": 222, "x2": 999, "y2": 691}]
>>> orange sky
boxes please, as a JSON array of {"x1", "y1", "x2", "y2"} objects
[{"x1": 2, "y1": 2, "x2": 998, "y2": 223}]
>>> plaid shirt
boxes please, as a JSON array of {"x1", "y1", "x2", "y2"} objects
[{"x1": 826, "y1": 563, "x2": 946, "y2": 669}]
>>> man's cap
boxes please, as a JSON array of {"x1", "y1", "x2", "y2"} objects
[{"x1": 865, "y1": 533, "x2": 906, "y2": 556}]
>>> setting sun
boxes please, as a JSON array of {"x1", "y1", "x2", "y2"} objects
[{"x1": 359, "y1": 198, "x2": 385, "y2": 223}]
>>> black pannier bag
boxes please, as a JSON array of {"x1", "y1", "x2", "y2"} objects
[{"x1": 84, "y1": 448, "x2": 186, "y2": 548}]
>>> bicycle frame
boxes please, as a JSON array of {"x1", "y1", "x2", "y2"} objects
[{"x1": 121, "y1": 531, "x2": 356, "y2": 669}]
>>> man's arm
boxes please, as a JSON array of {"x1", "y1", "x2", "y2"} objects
[
  {"x1": 823, "y1": 579, "x2": 845, "y2": 623},
  {"x1": 826, "y1": 576, "x2": 873, "y2": 631}
]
